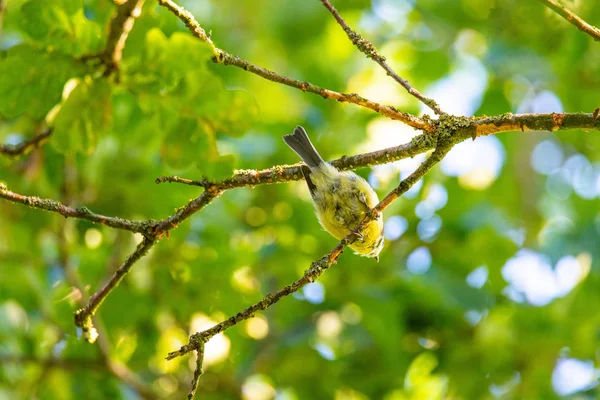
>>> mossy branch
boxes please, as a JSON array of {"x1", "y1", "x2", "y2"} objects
[
  {"x1": 166, "y1": 145, "x2": 450, "y2": 399},
  {"x1": 157, "y1": 0, "x2": 434, "y2": 132},
  {"x1": 74, "y1": 237, "x2": 156, "y2": 343},
  {"x1": 319, "y1": 0, "x2": 444, "y2": 115},
  {"x1": 536, "y1": 0, "x2": 600, "y2": 41}
]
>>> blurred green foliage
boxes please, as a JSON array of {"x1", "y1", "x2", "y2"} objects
[{"x1": 1, "y1": 0, "x2": 600, "y2": 399}]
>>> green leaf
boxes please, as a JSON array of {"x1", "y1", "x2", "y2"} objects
[
  {"x1": 171, "y1": 72, "x2": 260, "y2": 138},
  {"x1": 20, "y1": 2, "x2": 50, "y2": 40},
  {"x1": 142, "y1": 28, "x2": 213, "y2": 89},
  {"x1": 405, "y1": 353, "x2": 439, "y2": 390},
  {"x1": 52, "y1": 77, "x2": 112, "y2": 154},
  {"x1": 0, "y1": 45, "x2": 81, "y2": 119},
  {"x1": 160, "y1": 117, "x2": 219, "y2": 170},
  {"x1": 200, "y1": 154, "x2": 238, "y2": 182},
  {"x1": 210, "y1": 90, "x2": 260, "y2": 137},
  {"x1": 20, "y1": 0, "x2": 102, "y2": 57}
]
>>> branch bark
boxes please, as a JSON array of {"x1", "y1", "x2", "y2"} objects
[
  {"x1": 0, "y1": 128, "x2": 52, "y2": 157},
  {"x1": 79, "y1": 0, "x2": 146, "y2": 77},
  {"x1": 0, "y1": 183, "x2": 158, "y2": 236},
  {"x1": 166, "y1": 145, "x2": 450, "y2": 399},
  {"x1": 536, "y1": 0, "x2": 600, "y2": 41},
  {"x1": 74, "y1": 237, "x2": 156, "y2": 342},
  {"x1": 57, "y1": 161, "x2": 157, "y2": 399},
  {"x1": 319, "y1": 0, "x2": 444, "y2": 115},
  {"x1": 2, "y1": 2, "x2": 599, "y2": 396},
  {"x1": 3, "y1": 111, "x2": 597, "y2": 341},
  {"x1": 102, "y1": 0, "x2": 146, "y2": 76},
  {"x1": 156, "y1": 0, "x2": 434, "y2": 132}
]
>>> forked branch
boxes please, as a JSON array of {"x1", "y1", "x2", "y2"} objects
[
  {"x1": 167, "y1": 144, "x2": 450, "y2": 398},
  {"x1": 319, "y1": 0, "x2": 444, "y2": 115},
  {"x1": 157, "y1": 0, "x2": 434, "y2": 132}
]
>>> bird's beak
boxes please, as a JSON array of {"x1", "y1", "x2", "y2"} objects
[{"x1": 375, "y1": 255, "x2": 379, "y2": 262}]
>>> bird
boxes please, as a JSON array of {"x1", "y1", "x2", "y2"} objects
[{"x1": 283, "y1": 126, "x2": 384, "y2": 260}]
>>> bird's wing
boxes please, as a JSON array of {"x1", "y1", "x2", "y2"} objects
[{"x1": 301, "y1": 165, "x2": 318, "y2": 199}]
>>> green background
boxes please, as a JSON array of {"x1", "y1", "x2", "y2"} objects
[{"x1": 1, "y1": 0, "x2": 600, "y2": 399}]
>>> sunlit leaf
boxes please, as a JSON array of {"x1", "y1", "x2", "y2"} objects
[
  {"x1": 0, "y1": 45, "x2": 81, "y2": 119},
  {"x1": 211, "y1": 90, "x2": 260, "y2": 137},
  {"x1": 200, "y1": 154, "x2": 238, "y2": 182},
  {"x1": 160, "y1": 117, "x2": 218, "y2": 169},
  {"x1": 20, "y1": 0, "x2": 103, "y2": 56},
  {"x1": 52, "y1": 77, "x2": 112, "y2": 154}
]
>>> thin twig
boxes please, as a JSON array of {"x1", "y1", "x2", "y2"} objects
[
  {"x1": 536, "y1": 0, "x2": 600, "y2": 41},
  {"x1": 188, "y1": 345, "x2": 205, "y2": 400},
  {"x1": 166, "y1": 145, "x2": 449, "y2": 364},
  {"x1": 156, "y1": 0, "x2": 434, "y2": 132},
  {"x1": 154, "y1": 189, "x2": 222, "y2": 232},
  {"x1": 0, "y1": 128, "x2": 52, "y2": 157},
  {"x1": 156, "y1": 137, "x2": 434, "y2": 189},
  {"x1": 79, "y1": 0, "x2": 146, "y2": 77},
  {"x1": 2, "y1": 111, "x2": 598, "y2": 342},
  {"x1": 155, "y1": 175, "x2": 206, "y2": 186},
  {"x1": 74, "y1": 237, "x2": 156, "y2": 342},
  {"x1": 0, "y1": 183, "x2": 158, "y2": 236},
  {"x1": 319, "y1": 0, "x2": 444, "y2": 115},
  {"x1": 156, "y1": 111, "x2": 600, "y2": 188},
  {"x1": 2, "y1": 112, "x2": 597, "y2": 233},
  {"x1": 57, "y1": 160, "x2": 157, "y2": 399},
  {"x1": 103, "y1": 0, "x2": 146, "y2": 77}
]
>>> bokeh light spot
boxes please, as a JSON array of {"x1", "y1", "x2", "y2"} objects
[
  {"x1": 317, "y1": 311, "x2": 343, "y2": 339},
  {"x1": 303, "y1": 282, "x2": 325, "y2": 304},
  {"x1": 242, "y1": 374, "x2": 276, "y2": 400},
  {"x1": 246, "y1": 316, "x2": 269, "y2": 340},
  {"x1": 406, "y1": 247, "x2": 432, "y2": 274},
  {"x1": 466, "y1": 265, "x2": 488, "y2": 289},
  {"x1": 552, "y1": 358, "x2": 598, "y2": 396},
  {"x1": 384, "y1": 216, "x2": 408, "y2": 241}
]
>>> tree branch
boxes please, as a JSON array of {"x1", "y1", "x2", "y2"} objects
[
  {"x1": 156, "y1": 0, "x2": 434, "y2": 132},
  {"x1": 318, "y1": 0, "x2": 444, "y2": 115},
  {"x1": 167, "y1": 145, "x2": 449, "y2": 400},
  {"x1": 80, "y1": 0, "x2": 145, "y2": 77},
  {"x1": 473, "y1": 111, "x2": 600, "y2": 136},
  {"x1": 162, "y1": 111, "x2": 600, "y2": 398},
  {"x1": 154, "y1": 189, "x2": 222, "y2": 232},
  {"x1": 74, "y1": 237, "x2": 156, "y2": 343},
  {"x1": 156, "y1": 112, "x2": 599, "y2": 189},
  {"x1": 3, "y1": 112, "x2": 594, "y2": 236},
  {"x1": 0, "y1": 128, "x2": 52, "y2": 157},
  {"x1": 2, "y1": 113, "x2": 597, "y2": 345},
  {"x1": 536, "y1": 0, "x2": 600, "y2": 41},
  {"x1": 103, "y1": 0, "x2": 145, "y2": 76},
  {"x1": 0, "y1": 183, "x2": 158, "y2": 236},
  {"x1": 188, "y1": 344, "x2": 205, "y2": 400},
  {"x1": 156, "y1": 135, "x2": 435, "y2": 189},
  {"x1": 56, "y1": 161, "x2": 157, "y2": 399}
]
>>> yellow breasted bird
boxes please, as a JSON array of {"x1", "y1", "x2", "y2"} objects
[{"x1": 283, "y1": 126, "x2": 384, "y2": 260}]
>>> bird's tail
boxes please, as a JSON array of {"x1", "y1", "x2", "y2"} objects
[{"x1": 283, "y1": 126, "x2": 325, "y2": 169}]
